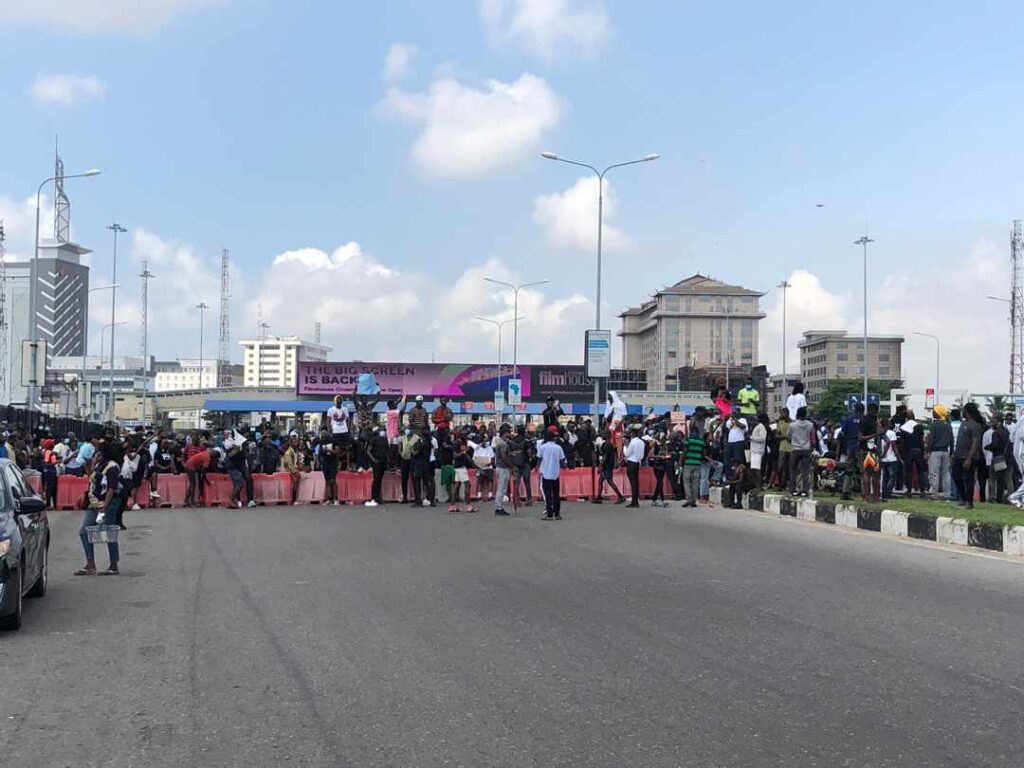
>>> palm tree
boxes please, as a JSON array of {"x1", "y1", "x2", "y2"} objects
[{"x1": 985, "y1": 395, "x2": 1010, "y2": 418}]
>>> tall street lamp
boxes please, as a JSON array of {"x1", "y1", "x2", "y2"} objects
[
  {"x1": 196, "y1": 302, "x2": 210, "y2": 388},
  {"x1": 913, "y1": 331, "x2": 940, "y2": 407},
  {"x1": 106, "y1": 222, "x2": 127, "y2": 422},
  {"x1": 482, "y1": 277, "x2": 548, "y2": 382},
  {"x1": 100, "y1": 320, "x2": 127, "y2": 421},
  {"x1": 854, "y1": 234, "x2": 874, "y2": 404},
  {"x1": 475, "y1": 315, "x2": 523, "y2": 414},
  {"x1": 541, "y1": 151, "x2": 659, "y2": 421},
  {"x1": 777, "y1": 279, "x2": 792, "y2": 379},
  {"x1": 29, "y1": 167, "x2": 101, "y2": 409}
]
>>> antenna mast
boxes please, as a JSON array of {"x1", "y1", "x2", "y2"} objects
[
  {"x1": 1012, "y1": 221, "x2": 1024, "y2": 393},
  {"x1": 54, "y1": 140, "x2": 70, "y2": 242},
  {"x1": 218, "y1": 247, "x2": 230, "y2": 385}
]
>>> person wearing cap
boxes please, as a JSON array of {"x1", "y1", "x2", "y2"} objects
[
  {"x1": 623, "y1": 423, "x2": 646, "y2": 508},
  {"x1": 926, "y1": 405, "x2": 953, "y2": 498},
  {"x1": 541, "y1": 397, "x2": 564, "y2": 433},
  {"x1": 432, "y1": 396, "x2": 454, "y2": 432},
  {"x1": 537, "y1": 425, "x2": 566, "y2": 520},
  {"x1": 407, "y1": 395, "x2": 430, "y2": 433},
  {"x1": 492, "y1": 423, "x2": 513, "y2": 516}
]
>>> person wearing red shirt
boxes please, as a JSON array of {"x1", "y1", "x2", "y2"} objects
[
  {"x1": 432, "y1": 397, "x2": 454, "y2": 432},
  {"x1": 183, "y1": 442, "x2": 211, "y2": 507}
]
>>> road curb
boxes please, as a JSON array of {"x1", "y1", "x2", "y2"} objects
[{"x1": 707, "y1": 488, "x2": 1024, "y2": 557}]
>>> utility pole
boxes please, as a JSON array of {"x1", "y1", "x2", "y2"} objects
[
  {"x1": 196, "y1": 302, "x2": 210, "y2": 388},
  {"x1": 777, "y1": 280, "x2": 791, "y2": 379},
  {"x1": 218, "y1": 248, "x2": 230, "y2": 386},
  {"x1": 106, "y1": 222, "x2": 127, "y2": 422},
  {"x1": 854, "y1": 234, "x2": 874, "y2": 405},
  {"x1": 140, "y1": 262, "x2": 154, "y2": 425}
]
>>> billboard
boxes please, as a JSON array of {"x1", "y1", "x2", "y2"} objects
[{"x1": 297, "y1": 362, "x2": 533, "y2": 398}]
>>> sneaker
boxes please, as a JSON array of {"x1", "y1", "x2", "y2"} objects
[
  {"x1": 247, "y1": 500, "x2": 257, "y2": 508},
  {"x1": 131, "y1": 503, "x2": 141, "y2": 511},
  {"x1": 236, "y1": 501, "x2": 243, "y2": 509},
  {"x1": 422, "y1": 500, "x2": 431, "y2": 507},
  {"x1": 465, "y1": 506, "x2": 477, "y2": 514},
  {"x1": 447, "y1": 505, "x2": 458, "y2": 514},
  {"x1": 502, "y1": 495, "x2": 510, "y2": 503},
  {"x1": 98, "y1": 566, "x2": 120, "y2": 576},
  {"x1": 614, "y1": 497, "x2": 626, "y2": 505},
  {"x1": 553, "y1": 514, "x2": 562, "y2": 521},
  {"x1": 542, "y1": 514, "x2": 553, "y2": 521},
  {"x1": 495, "y1": 509, "x2": 510, "y2": 516},
  {"x1": 293, "y1": 501, "x2": 301, "y2": 506},
  {"x1": 364, "y1": 500, "x2": 378, "y2": 507},
  {"x1": 626, "y1": 502, "x2": 640, "y2": 509},
  {"x1": 149, "y1": 491, "x2": 161, "y2": 499},
  {"x1": 591, "y1": 498, "x2": 603, "y2": 504}
]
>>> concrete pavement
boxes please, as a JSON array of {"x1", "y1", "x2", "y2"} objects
[{"x1": 1, "y1": 501, "x2": 1022, "y2": 767}]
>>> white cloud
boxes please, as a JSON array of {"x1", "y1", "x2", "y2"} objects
[
  {"x1": 481, "y1": 0, "x2": 611, "y2": 59},
  {"x1": 30, "y1": 73, "x2": 106, "y2": 106},
  {"x1": 0, "y1": 195, "x2": 52, "y2": 260},
  {"x1": 383, "y1": 73, "x2": 562, "y2": 178},
  {"x1": 533, "y1": 175, "x2": 628, "y2": 253},
  {"x1": 0, "y1": 0, "x2": 220, "y2": 33},
  {"x1": 383, "y1": 43, "x2": 416, "y2": 83}
]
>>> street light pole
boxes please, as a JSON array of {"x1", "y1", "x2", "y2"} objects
[
  {"x1": 82, "y1": 283, "x2": 120, "y2": 417},
  {"x1": 29, "y1": 168, "x2": 101, "y2": 410},
  {"x1": 99, "y1": 321, "x2": 126, "y2": 420},
  {"x1": 913, "y1": 331, "x2": 940, "y2": 405},
  {"x1": 141, "y1": 266, "x2": 155, "y2": 426},
  {"x1": 475, "y1": 315, "x2": 523, "y2": 416},
  {"x1": 482, "y1": 278, "x2": 548, "y2": 382},
  {"x1": 106, "y1": 222, "x2": 127, "y2": 422},
  {"x1": 854, "y1": 234, "x2": 874, "y2": 404},
  {"x1": 777, "y1": 280, "x2": 791, "y2": 379},
  {"x1": 541, "y1": 151, "x2": 659, "y2": 423},
  {"x1": 196, "y1": 302, "x2": 210, "y2": 387}
]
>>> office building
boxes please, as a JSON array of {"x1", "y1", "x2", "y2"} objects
[
  {"x1": 48, "y1": 355, "x2": 149, "y2": 421},
  {"x1": 240, "y1": 335, "x2": 332, "y2": 388},
  {"x1": 154, "y1": 359, "x2": 242, "y2": 391},
  {"x1": 798, "y1": 330, "x2": 904, "y2": 404},
  {"x1": 619, "y1": 274, "x2": 766, "y2": 391}
]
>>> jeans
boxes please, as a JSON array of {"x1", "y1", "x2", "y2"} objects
[
  {"x1": 513, "y1": 465, "x2": 533, "y2": 502},
  {"x1": 700, "y1": 460, "x2": 724, "y2": 498},
  {"x1": 952, "y1": 458, "x2": 977, "y2": 505},
  {"x1": 652, "y1": 467, "x2": 666, "y2": 502},
  {"x1": 541, "y1": 477, "x2": 561, "y2": 517},
  {"x1": 683, "y1": 464, "x2": 701, "y2": 505},
  {"x1": 989, "y1": 465, "x2": 1012, "y2": 503},
  {"x1": 881, "y1": 461, "x2": 897, "y2": 499},
  {"x1": 79, "y1": 500, "x2": 121, "y2": 565},
  {"x1": 626, "y1": 461, "x2": 641, "y2": 504},
  {"x1": 928, "y1": 451, "x2": 950, "y2": 496},
  {"x1": 371, "y1": 462, "x2": 386, "y2": 503},
  {"x1": 841, "y1": 448, "x2": 860, "y2": 496},
  {"x1": 790, "y1": 449, "x2": 811, "y2": 495},
  {"x1": 494, "y1": 467, "x2": 511, "y2": 511},
  {"x1": 777, "y1": 452, "x2": 791, "y2": 489}
]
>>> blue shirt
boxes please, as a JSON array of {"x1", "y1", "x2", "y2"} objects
[
  {"x1": 69, "y1": 442, "x2": 95, "y2": 468},
  {"x1": 841, "y1": 415, "x2": 862, "y2": 453},
  {"x1": 537, "y1": 441, "x2": 565, "y2": 480}
]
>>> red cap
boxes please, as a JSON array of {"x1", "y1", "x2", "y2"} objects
[{"x1": 547, "y1": 425, "x2": 559, "y2": 435}]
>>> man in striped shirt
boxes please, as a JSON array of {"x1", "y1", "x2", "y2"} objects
[{"x1": 682, "y1": 409, "x2": 707, "y2": 508}]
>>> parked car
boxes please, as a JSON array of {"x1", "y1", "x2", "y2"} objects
[{"x1": 0, "y1": 459, "x2": 49, "y2": 631}]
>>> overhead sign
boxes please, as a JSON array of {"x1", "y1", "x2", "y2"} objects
[
  {"x1": 507, "y1": 378, "x2": 522, "y2": 406},
  {"x1": 20, "y1": 340, "x2": 47, "y2": 388},
  {"x1": 493, "y1": 391, "x2": 505, "y2": 412},
  {"x1": 925, "y1": 388, "x2": 935, "y2": 409},
  {"x1": 585, "y1": 330, "x2": 612, "y2": 378}
]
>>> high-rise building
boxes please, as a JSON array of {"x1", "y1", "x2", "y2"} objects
[
  {"x1": 618, "y1": 274, "x2": 766, "y2": 391},
  {"x1": 798, "y1": 330, "x2": 904, "y2": 404},
  {"x1": 239, "y1": 335, "x2": 332, "y2": 388},
  {"x1": 153, "y1": 359, "x2": 242, "y2": 391}
]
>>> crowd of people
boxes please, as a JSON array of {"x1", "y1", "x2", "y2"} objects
[{"x1": 3, "y1": 378, "x2": 1024, "y2": 574}]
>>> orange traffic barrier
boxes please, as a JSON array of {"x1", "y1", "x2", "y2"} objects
[
  {"x1": 254, "y1": 473, "x2": 289, "y2": 505},
  {"x1": 639, "y1": 467, "x2": 657, "y2": 499},
  {"x1": 26, "y1": 474, "x2": 43, "y2": 495},
  {"x1": 297, "y1": 472, "x2": 326, "y2": 504},
  {"x1": 155, "y1": 474, "x2": 188, "y2": 508},
  {"x1": 202, "y1": 473, "x2": 236, "y2": 507},
  {"x1": 381, "y1": 472, "x2": 404, "y2": 503},
  {"x1": 56, "y1": 475, "x2": 90, "y2": 510},
  {"x1": 560, "y1": 468, "x2": 593, "y2": 500},
  {"x1": 338, "y1": 472, "x2": 371, "y2": 504}
]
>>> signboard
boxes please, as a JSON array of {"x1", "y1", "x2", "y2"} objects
[
  {"x1": 585, "y1": 330, "x2": 612, "y2": 378},
  {"x1": 846, "y1": 393, "x2": 880, "y2": 411},
  {"x1": 20, "y1": 340, "x2": 47, "y2": 387},
  {"x1": 462, "y1": 401, "x2": 475, "y2": 412},
  {"x1": 925, "y1": 388, "x2": 935, "y2": 409},
  {"x1": 507, "y1": 378, "x2": 522, "y2": 406},
  {"x1": 493, "y1": 392, "x2": 505, "y2": 412},
  {"x1": 298, "y1": 362, "x2": 532, "y2": 398}
]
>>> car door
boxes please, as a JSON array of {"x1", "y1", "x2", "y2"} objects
[{"x1": 5, "y1": 465, "x2": 41, "y2": 590}]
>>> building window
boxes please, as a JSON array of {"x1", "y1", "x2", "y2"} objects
[
  {"x1": 879, "y1": 367, "x2": 890, "y2": 376},
  {"x1": 878, "y1": 354, "x2": 890, "y2": 362},
  {"x1": 837, "y1": 366, "x2": 846, "y2": 374},
  {"x1": 837, "y1": 353, "x2": 848, "y2": 361}
]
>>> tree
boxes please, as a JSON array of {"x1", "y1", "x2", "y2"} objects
[
  {"x1": 985, "y1": 395, "x2": 1010, "y2": 418},
  {"x1": 812, "y1": 378, "x2": 903, "y2": 424}
]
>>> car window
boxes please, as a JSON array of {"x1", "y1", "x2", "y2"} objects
[{"x1": 4, "y1": 465, "x2": 29, "y2": 501}]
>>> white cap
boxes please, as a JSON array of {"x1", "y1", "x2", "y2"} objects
[{"x1": 415, "y1": 395, "x2": 424, "y2": 402}]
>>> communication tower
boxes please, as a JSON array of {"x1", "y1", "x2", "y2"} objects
[
  {"x1": 54, "y1": 142, "x2": 70, "y2": 242},
  {"x1": 1010, "y1": 222, "x2": 1024, "y2": 393},
  {"x1": 218, "y1": 248, "x2": 230, "y2": 385}
]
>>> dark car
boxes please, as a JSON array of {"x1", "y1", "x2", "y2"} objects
[{"x1": 0, "y1": 459, "x2": 49, "y2": 631}]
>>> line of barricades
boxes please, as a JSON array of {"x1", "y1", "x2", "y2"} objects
[{"x1": 42, "y1": 467, "x2": 661, "y2": 509}]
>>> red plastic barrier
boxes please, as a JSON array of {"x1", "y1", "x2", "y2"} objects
[
  {"x1": 338, "y1": 471, "x2": 371, "y2": 504},
  {"x1": 26, "y1": 474, "x2": 43, "y2": 496},
  {"x1": 560, "y1": 467, "x2": 594, "y2": 500},
  {"x1": 202, "y1": 473, "x2": 236, "y2": 507},
  {"x1": 297, "y1": 472, "x2": 326, "y2": 504},
  {"x1": 639, "y1": 467, "x2": 657, "y2": 499},
  {"x1": 155, "y1": 474, "x2": 188, "y2": 508},
  {"x1": 381, "y1": 471, "x2": 404, "y2": 503},
  {"x1": 254, "y1": 473, "x2": 290, "y2": 505},
  {"x1": 56, "y1": 475, "x2": 90, "y2": 510}
]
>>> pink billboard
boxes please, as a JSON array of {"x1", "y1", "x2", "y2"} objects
[{"x1": 297, "y1": 362, "x2": 533, "y2": 399}]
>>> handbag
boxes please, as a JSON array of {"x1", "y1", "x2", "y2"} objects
[{"x1": 993, "y1": 456, "x2": 1008, "y2": 473}]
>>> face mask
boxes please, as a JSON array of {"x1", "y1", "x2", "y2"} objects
[
  {"x1": 404, "y1": 429, "x2": 411, "y2": 436},
  {"x1": 379, "y1": 430, "x2": 386, "y2": 437}
]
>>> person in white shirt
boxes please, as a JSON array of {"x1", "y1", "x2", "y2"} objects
[
  {"x1": 724, "y1": 405, "x2": 748, "y2": 471},
  {"x1": 623, "y1": 424, "x2": 646, "y2": 508},
  {"x1": 786, "y1": 382, "x2": 808, "y2": 421},
  {"x1": 749, "y1": 413, "x2": 769, "y2": 487},
  {"x1": 880, "y1": 417, "x2": 899, "y2": 500},
  {"x1": 537, "y1": 426, "x2": 567, "y2": 520}
]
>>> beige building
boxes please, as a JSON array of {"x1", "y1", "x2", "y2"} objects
[
  {"x1": 240, "y1": 335, "x2": 332, "y2": 388},
  {"x1": 798, "y1": 330, "x2": 904, "y2": 404},
  {"x1": 618, "y1": 274, "x2": 766, "y2": 391}
]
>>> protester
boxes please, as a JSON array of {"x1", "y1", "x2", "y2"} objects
[
  {"x1": 789, "y1": 407, "x2": 814, "y2": 497},
  {"x1": 775, "y1": 409, "x2": 792, "y2": 490},
  {"x1": 451, "y1": 438, "x2": 475, "y2": 513},
  {"x1": 281, "y1": 436, "x2": 303, "y2": 505},
  {"x1": 492, "y1": 423, "x2": 513, "y2": 516},
  {"x1": 398, "y1": 427, "x2": 419, "y2": 503},
  {"x1": 749, "y1": 413, "x2": 769, "y2": 488},
  {"x1": 986, "y1": 412, "x2": 1011, "y2": 503},
  {"x1": 322, "y1": 441, "x2": 340, "y2": 506},
  {"x1": 839, "y1": 403, "x2": 864, "y2": 501},
  {"x1": 593, "y1": 429, "x2": 626, "y2": 504},
  {"x1": 927, "y1": 406, "x2": 953, "y2": 498},
  {"x1": 365, "y1": 427, "x2": 389, "y2": 507},
  {"x1": 737, "y1": 377, "x2": 760, "y2": 417},
  {"x1": 623, "y1": 424, "x2": 645, "y2": 508},
  {"x1": 879, "y1": 417, "x2": 898, "y2": 501},
  {"x1": 724, "y1": 405, "x2": 748, "y2": 472},
  {"x1": 537, "y1": 426, "x2": 566, "y2": 520},
  {"x1": 952, "y1": 402, "x2": 983, "y2": 510},
  {"x1": 648, "y1": 432, "x2": 669, "y2": 508},
  {"x1": 681, "y1": 415, "x2": 706, "y2": 508},
  {"x1": 786, "y1": 382, "x2": 807, "y2": 422}
]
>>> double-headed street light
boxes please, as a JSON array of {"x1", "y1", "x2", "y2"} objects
[
  {"x1": 28, "y1": 167, "x2": 102, "y2": 409},
  {"x1": 482, "y1": 277, "x2": 548, "y2": 382},
  {"x1": 541, "y1": 151, "x2": 659, "y2": 422},
  {"x1": 474, "y1": 315, "x2": 524, "y2": 414}
]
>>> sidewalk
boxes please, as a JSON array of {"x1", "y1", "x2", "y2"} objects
[{"x1": 708, "y1": 488, "x2": 1024, "y2": 557}]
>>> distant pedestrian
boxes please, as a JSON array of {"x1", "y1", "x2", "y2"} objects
[
  {"x1": 681, "y1": 418, "x2": 706, "y2": 508},
  {"x1": 927, "y1": 406, "x2": 953, "y2": 498},
  {"x1": 623, "y1": 424, "x2": 645, "y2": 508},
  {"x1": 537, "y1": 426, "x2": 566, "y2": 520},
  {"x1": 592, "y1": 429, "x2": 626, "y2": 504},
  {"x1": 786, "y1": 382, "x2": 807, "y2": 422},
  {"x1": 492, "y1": 423, "x2": 513, "y2": 516},
  {"x1": 952, "y1": 402, "x2": 983, "y2": 509},
  {"x1": 788, "y1": 407, "x2": 814, "y2": 497}
]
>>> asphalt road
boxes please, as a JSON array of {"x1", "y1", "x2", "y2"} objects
[{"x1": 1, "y1": 500, "x2": 1022, "y2": 768}]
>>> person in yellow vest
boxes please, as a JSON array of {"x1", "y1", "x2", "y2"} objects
[{"x1": 737, "y1": 377, "x2": 760, "y2": 417}]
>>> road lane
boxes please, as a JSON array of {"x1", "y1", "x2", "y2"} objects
[{"x1": 1, "y1": 502, "x2": 1021, "y2": 767}]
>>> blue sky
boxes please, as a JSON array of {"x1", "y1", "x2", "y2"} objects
[{"x1": 0, "y1": 0, "x2": 1020, "y2": 395}]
